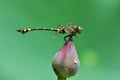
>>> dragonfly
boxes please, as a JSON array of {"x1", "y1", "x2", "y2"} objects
[{"x1": 17, "y1": 23, "x2": 83, "y2": 41}]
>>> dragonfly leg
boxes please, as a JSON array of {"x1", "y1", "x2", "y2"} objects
[{"x1": 64, "y1": 34, "x2": 73, "y2": 42}]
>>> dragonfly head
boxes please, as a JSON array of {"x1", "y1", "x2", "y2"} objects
[{"x1": 77, "y1": 26, "x2": 83, "y2": 34}]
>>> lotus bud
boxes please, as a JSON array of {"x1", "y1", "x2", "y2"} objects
[{"x1": 52, "y1": 38, "x2": 80, "y2": 80}]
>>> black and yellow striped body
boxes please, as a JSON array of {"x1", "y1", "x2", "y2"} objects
[
  {"x1": 17, "y1": 23, "x2": 83, "y2": 41},
  {"x1": 57, "y1": 24, "x2": 78, "y2": 34},
  {"x1": 17, "y1": 28, "x2": 58, "y2": 34}
]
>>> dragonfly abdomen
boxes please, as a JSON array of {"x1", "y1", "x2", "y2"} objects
[{"x1": 17, "y1": 28, "x2": 59, "y2": 34}]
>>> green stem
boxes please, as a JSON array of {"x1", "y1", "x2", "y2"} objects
[{"x1": 57, "y1": 77, "x2": 66, "y2": 80}]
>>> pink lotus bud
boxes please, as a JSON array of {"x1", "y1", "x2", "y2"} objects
[{"x1": 52, "y1": 38, "x2": 80, "y2": 79}]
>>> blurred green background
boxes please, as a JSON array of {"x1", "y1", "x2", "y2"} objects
[{"x1": 0, "y1": 0, "x2": 120, "y2": 80}]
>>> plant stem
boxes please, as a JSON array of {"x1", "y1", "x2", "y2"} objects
[{"x1": 57, "y1": 77, "x2": 66, "y2": 80}]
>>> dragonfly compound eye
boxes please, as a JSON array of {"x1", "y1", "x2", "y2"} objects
[{"x1": 77, "y1": 26, "x2": 83, "y2": 34}]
